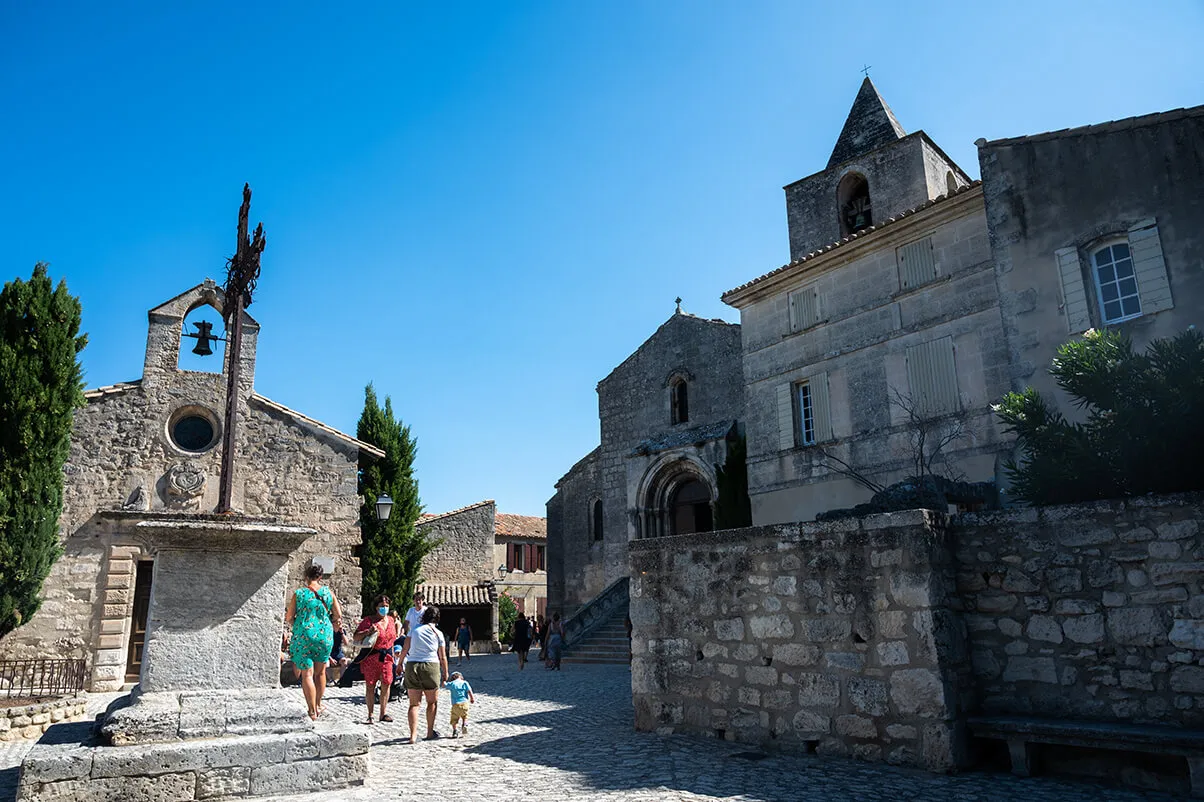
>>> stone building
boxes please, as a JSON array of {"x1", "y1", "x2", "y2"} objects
[
  {"x1": 494, "y1": 512, "x2": 548, "y2": 619},
  {"x1": 0, "y1": 280, "x2": 383, "y2": 691},
  {"x1": 415, "y1": 500, "x2": 548, "y2": 647},
  {"x1": 978, "y1": 105, "x2": 1204, "y2": 405},
  {"x1": 722, "y1": 78, "x2": 1009, "y2": 525},
  {"x1": 547, "y1": 307, "x2": 744, "y2": 616}
]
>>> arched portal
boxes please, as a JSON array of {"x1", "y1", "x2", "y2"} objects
[{"x1": 636, "y1": 455, "x2": 717, "y2": 539}]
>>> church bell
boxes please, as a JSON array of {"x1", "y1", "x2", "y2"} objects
[{"x1": 185, "y1": 320, "x2": 218, "y2": 356}]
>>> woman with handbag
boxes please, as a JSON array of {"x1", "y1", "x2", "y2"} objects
[
  {"x1": 283, "y1": 565, "x2": 343, "y2": 720},
  {"x1": 353, "y1": 594, "x2": 399, "y2": 725}
]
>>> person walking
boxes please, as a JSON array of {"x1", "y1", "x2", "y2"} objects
[
  {"x1": 354, "y1": 594, "x2": 399, "y2": 725},
  {"x1": 544, "y1": 612, "x2": 565, "y2": 670},
  {"x1": 446, "y1": 671, "x2": 476, "y2": 738},
  {"x1": 512, "y1": 614, "x2": 531, "y2": 671},
  {"x1": 454, "y1": 618, "x2": 473, "y2": 665},
  {"x1": 283, "y1": 565, "x2": 343, "y2": 721},
  {"x1": 403, "y1": 591, "x2": 426, "y2": 647},
  {"x1": 397, "y1": 605, "x2": 449, "y2": 744}
]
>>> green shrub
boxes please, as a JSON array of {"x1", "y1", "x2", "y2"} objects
[{"x1": 995, "y1": 328, "x2": 1204, "y2": 505}]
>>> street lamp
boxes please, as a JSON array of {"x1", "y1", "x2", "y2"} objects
[
  {"x1": 497, "y1": 564, "x2": 509, "y2": 581},
  {"x1": 375, "y1": 494, "x2": 394, "y2": 522}
]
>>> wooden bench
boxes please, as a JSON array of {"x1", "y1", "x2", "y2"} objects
[{"x1": 968, "y1": 715, "x2": 1204, "y2": 797}]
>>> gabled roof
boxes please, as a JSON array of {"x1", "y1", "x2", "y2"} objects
[
  {"x1": 83, "y1": 381, "x2": 142, "y2": 401},
  {"x1": 722, "y1": 181, "x2": 983, "y2": 304},
  {"x1": 979, "y1": 104, "x2": 1204, "y2": 148},
  {"x1": 495, "y1": 513, "x2": 547, "y2": 540},
  {"x1": 828, "y1": 78, "x2": 906, "y2": 168},
  {"x1": 417, "y1": 499, "x2": 495, "y2": 526},
  {"x1": 249, "y1": 394, "x2": 385, "y2": 459},
  {"x1": 598, "y1": 311, "x2": 738, "y2": 389}
]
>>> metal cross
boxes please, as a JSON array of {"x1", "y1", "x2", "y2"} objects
[
  {"x1": 217, "y1": 184, "x2": 266, "y2": 513},
  {"x1": 861, "y1": 64, "x2": 872, "y2": 78}
]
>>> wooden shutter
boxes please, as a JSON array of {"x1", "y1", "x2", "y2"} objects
[
  {"x1": 506, "y1": 542, "x2": 515, "y2": 571},
  {"x1": 898, "y1": 236, "x2": 937, "y2": 290},
  {"x1": 1128, "y1": 219, "x2": 1174, "y2": 314},
  {"x1": 1055, "y1": 247, "x2": 1091, "y2": 334},
  {"x1": 776, "y1": 383, "x2": 795, "y2": 451},
  {"x1": 906, "y1": 337, "x2": 959, "y2": 416},
  {"x1": 788, "y1": 285, "x2": 821, "y2": 332},
  {"x1": 810, "y1": 371, "x2": 832, "y2": 443}
]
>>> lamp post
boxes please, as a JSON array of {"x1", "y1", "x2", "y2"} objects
[{"x1": 375, "y1": 494, "x2": 394, "y2": 522}]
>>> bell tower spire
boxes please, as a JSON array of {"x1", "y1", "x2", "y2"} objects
[{"x1": 827, "y1": 77, "x2": 906, "y2": 168}]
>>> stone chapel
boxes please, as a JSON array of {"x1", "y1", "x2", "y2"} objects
[{"x1": 0, "y1": 279, "x2": 382, "y2": 691}]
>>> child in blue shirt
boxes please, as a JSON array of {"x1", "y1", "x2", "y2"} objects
[{"x1": 446, "y1": 671, "x2": 476, "y2": 737}]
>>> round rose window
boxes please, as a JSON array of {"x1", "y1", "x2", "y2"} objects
[{"x1": 172, "y1": 414, "x2": 216, "y2": 452}]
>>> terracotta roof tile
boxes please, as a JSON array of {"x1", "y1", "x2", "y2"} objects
[
  {"x1": 979, "y1": 104, "x2": 1204, "y2": 148},
  {"x1": 494, "y1": 513, "x2": 547, "y2": 540},
  {"x1": 417, "y1": 583, "x2": 496, "y2": 607},
  {"x1": 83, "y1": 380, "x2": 141, "y2": 400}
]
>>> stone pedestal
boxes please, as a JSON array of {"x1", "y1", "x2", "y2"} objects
[{"x1": 19, "y1": 513, "x2": 369, "y2": 800}]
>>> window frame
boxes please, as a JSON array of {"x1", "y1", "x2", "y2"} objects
[
  {"x1": 670, "y1": 378, "x2": 689, "y2": 425},
  {"x1": 795, "y1": 381, "x2": 816, "y2": 447},
  {"x1": 591, "y1": 499, "x2": 603, "y2": 543},
  {"x1": 1090, "y1": 239, "x2": 1143, "y2": 325}
]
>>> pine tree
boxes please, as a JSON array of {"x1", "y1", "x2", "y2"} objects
[
  {"x1": 356, "y1": 384, "x2": 437, "y2": 611},
  {"x1": 0, "y1": 264, "x2": 87, "y2": 637}
]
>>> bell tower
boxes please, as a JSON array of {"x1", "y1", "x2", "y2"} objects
[{"x1": 783, "y1": 78, "x2": 972, "y2": 261}]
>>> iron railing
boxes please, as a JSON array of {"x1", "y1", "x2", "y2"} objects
[
  {"x1": 562, "y1": 575, "x2": 629, "y2": 648},
  {"x1": 0, "y1": 659, "x2": 87, "y2": 699}
]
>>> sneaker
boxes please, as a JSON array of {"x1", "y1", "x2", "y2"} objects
[
  {"x1": 451, "y1": 730, "x2": 459, "y2": 739},
  {"x1": 461, "y1": 723, "x2": 468, "y2": 734}
]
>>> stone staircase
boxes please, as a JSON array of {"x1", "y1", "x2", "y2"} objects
[{"x1": 561, "y1": 603, "x2": 630, "y2": 665}]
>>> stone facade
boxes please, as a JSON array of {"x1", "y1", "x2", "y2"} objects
[
  {"x1": 418, "y1": 500, "x2": 497, "y2": 585},
  {"x1": 0, "y1": 281, "x2": 382, "y2": 691},
  {"x1": 630, "y1": 494, "x2": 1204, "y2": 777},
  {"x1": 547, "y1": 310, "x2": 744, "y2": 616},
  {"x1": 978, "y1": 106, "x2": 1204, "y2": 405},
  {"x1": 630, "y1": 511, "x2": 967, "y2": 771},
  {"x1": 494, "y1": 512, "x2": 548, "y2": 618}
]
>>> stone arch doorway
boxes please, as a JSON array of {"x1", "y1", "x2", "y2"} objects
[{"x1": 636, "y1": 456, "x2": 717, "y2": 539}]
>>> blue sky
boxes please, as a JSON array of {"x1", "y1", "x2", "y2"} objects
[{"x1": 3, "y1": 2, "x2": 1201, "y2": 516}]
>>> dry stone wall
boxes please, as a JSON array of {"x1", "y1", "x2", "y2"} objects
[
  {"x1": 417, "y1": 501, "x2": 496, "y2": 584},
  {"x1": 957, "y1": 494, "x2": 1204, "y2": 726},
  {"x1": 630, "y1": 510, "x2": 968, "y2": 771},
  {"x1": 632, "y1": 494, "x2": 1204, "y2": 776}
]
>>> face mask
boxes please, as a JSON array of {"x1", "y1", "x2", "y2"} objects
[{"x1": 377, "y1": 607, "x2": 389, "y2": 616}]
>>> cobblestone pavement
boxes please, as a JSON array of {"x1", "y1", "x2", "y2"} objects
[{"x1": 0, "y1": 656, "x2": 1183, "y2": 801}]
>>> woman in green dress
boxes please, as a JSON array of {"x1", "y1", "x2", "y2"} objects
[{"x1": 284, "y1": 565, "x2": 344, "y2": 720}]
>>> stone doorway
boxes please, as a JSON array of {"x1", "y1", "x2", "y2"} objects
[
  {"x1": 124, "y1": 560, "x2": 153, "y2": 683},
  {"x1": 671, "y1": 479, "x2": 713, "y2": 535}
]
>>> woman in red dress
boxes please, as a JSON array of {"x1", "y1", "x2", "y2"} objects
[{"x1": 355, "y1": 594, "x2": 399, "y2": 724}]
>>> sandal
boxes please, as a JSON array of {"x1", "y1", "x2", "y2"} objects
[
  {"x1": 426, "y1": 730, "x2": 442, "y2": 740},
  {"x1": 380, "y1": 714, "x2": 394, "y2": 723},
  {"x1": 365, "y1": 717, "x2": 374, "y2": 725}
]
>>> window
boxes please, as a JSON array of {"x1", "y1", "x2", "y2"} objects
[
  {"x1": 897, "y1": 236, "x2": 937, "y2": 290},
  {"x1": 670, "y1": 379, "x2": 689, "y2": 424},
  {"x1": 905, "y1": 337, "x2": 960, "y2": 416},
  {"x1": 168, "y1": 406, "x2": 219, "y2": 453},
  {"x1": 1091, "y1": 242, "x2": 1141, "y2": 323},
  {"x1": 775, "y1": 373, "x2": 832, "y2": 450},
  {"x1": 591, "y1": 499, "x2": 603, "y2": 542},
  {"x1": 536, "y1": 545, "x2": 545, "y2": 571},
  {"x1": 837, "y1": 173, "x2": 872, "y2": 237},
  {"x1": 796, "y1": 383, "x2": 816, "y2": 446},
  {"x1": 509, "y1": 542, "x2": 526, "y2": 572},
  {"x1": 788, "y1": 285, "x2": 822, "y2": 332},
  {"x1": 945, "y1": 171, "x2": 958, "y2": 195}
]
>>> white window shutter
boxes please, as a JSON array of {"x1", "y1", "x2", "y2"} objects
[
  {"x1": 1054, "y1": 247, "x2": 1091, "y2": 334},
  {"x1": 1128, "y1": 219, "x2": 1174, "y2": 314},
  {"x1": 810, "y1": 371, "x2": 832, "y2": 442},
  {"x1": 788, "y1": 286, "x2": 821, "y2": 331},
  {"x1": 775, "y1": 383, "x2": 795, "y2": 451}
]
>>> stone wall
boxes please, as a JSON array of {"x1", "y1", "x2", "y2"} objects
[
  {"x1": 632, "y1": 494, "x2": 1204, "y2": 776},
  {"x1": 546, "y1": 448, "x2": 600, "y2": 616},
  {"x1": 630, "y1": 511, "x2": 968, "y2": 771},
  {"x1": 0, "y1": 695, "x2": 88, "y2": 742},
  {"x1": 417, "y1": 500, "x2": 496, "y2": 584},
  {"x1": 956, "y1": 494, "x2": 1204, "y2": 726}
]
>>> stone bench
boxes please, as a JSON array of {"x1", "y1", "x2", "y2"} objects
[{"x1": 968, "y1": 715, "x2": 1204, "y2": 797}]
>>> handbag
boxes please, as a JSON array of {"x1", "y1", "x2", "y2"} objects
[{"x1": 350, "y1": 626, "x2": 380, "y2": 651}]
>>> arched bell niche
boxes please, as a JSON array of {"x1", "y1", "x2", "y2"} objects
[{"x1": 177, "y1": 303, "x2": 226, "y2": 373}]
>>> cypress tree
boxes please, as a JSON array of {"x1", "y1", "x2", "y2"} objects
[
  {"x1": 0, "y1": 264, "x2": 87, "y2": 637},
  {"x1": 356, "y1": 384, "x2": 437, "y2": 611}
]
